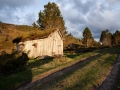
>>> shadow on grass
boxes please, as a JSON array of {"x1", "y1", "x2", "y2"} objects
[
  {"x1": 65, "y1": 47, "x2": 120, "y2": 60},
  {"x1": 28, "y1": 54, "x2": 102, "y2": 90},
  {"x1": 0, "y1": 51, "x2": 29, "y2": 75},
  {"x1": 65, "y1": 53, "x2": 81, "y2": 59},
  {"x1": 0, "y1": 51, "x2": 32, "y2": 90},
  {"x1": 27, "y1": 57, "x2": 54, "y2": 69},
  {"x1": 96, "y1": 46, "x2": 120, "y2": 55}
]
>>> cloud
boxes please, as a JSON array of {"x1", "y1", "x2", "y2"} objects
[
  {"x1": 21, "y1": 13, "x2": 36, "y2": 25},
  {"x1": 106, "y1": 0, "x2": 119, "y2": 3},
  {"x1": 73, "y1": 0, "x2": 95, "y2": 14},
  {"x1": 57, "y1": 0, "x2": 120, "y2": 41},
  {"x1": 0, "y1": 0, "x2": 39, "y2": 25},
  {"x1": 64, "y1": 8, "x2": 86, "y2": 24},
  {"x1": 0, "y1": 0, "x2": 38, "y2": 9}
]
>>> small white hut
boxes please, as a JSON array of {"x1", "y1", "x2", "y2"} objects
[{"x1": 13, "y1": 29, "x2": 63, "y2": 58}]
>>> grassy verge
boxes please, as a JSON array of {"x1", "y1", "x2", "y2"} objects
[
  {"x1": 0, "y1": 51, "x2": 98, "y2": 90},
  {"x1": 30, "y1": 47, "x2": 120, "y2": 90}
]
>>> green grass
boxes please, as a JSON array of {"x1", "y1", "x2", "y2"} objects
[
  {"x1": 0, "y1": 47, "x2": 120, "y2": 90},
  {"x1": 26, "y1": 51, "x2": 98, "y2": 77},
  {"x1": 0, "y1": 51, "x2": 98, "y2": 90},
  {"x1": 30, "y1": 47, "x2": 120, "y2": 90}
]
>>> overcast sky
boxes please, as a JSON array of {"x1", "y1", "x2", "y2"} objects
[{"x1": 0, "y1": 0, "x2": 120, "y2": 41}]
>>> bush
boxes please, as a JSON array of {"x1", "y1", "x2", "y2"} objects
[{"x1": 0, "y1": 51, "x2": 29, "y2": 75}]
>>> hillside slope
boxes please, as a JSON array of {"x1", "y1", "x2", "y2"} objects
[
  {"x1": 0, "y1": 22, "x2": 83, "y2": 53},
  {"x1": 0, "y1": 22, "x2": 35, "y2": 53}
]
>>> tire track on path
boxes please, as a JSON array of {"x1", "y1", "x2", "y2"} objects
[
  {"x1": 18, "y1": 54, "x2": 100, "y2": 90},
  {"x1": 97, "y1": 54, "x2": 120, "y2": 90}
]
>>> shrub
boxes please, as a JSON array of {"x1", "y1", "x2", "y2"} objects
[{"x1": 0, "y1": 51, "x2": 29, "y2": 75}]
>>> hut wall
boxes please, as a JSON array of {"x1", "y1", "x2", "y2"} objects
[{"x1": 18, "y1": 30, "x2": 63, "y2": 58}]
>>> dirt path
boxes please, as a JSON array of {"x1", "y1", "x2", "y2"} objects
[
  {"x1": 18, "y1": 54, "x2": 100, "y2": 90},
  {"x1": 97, "y1": 54, "x2": 120, "y2": 90},
  {"x1": 17, "y1": 54, "x2": 120, "y2": 90}
]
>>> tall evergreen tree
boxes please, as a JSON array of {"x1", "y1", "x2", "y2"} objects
[
  {"x1": 32, "y1": 22, "x2": 39, "y2": 30},
  {"x1": 112, "y1": 30, "x2": 120, "y2": 45},
  {"x1": 100, "y1": 29, "x2": 112, "y2": 46},
  {"x1": 37, "y1": 2, "x2": 66, "y2": 34},
  {"x1": 83, "y1": 27, "x2": 94, "y2": 48}
]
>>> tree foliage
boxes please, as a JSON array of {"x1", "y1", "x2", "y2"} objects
[
  {"x1": 100, "y1": 29, "x2": 112, "y2": 46},
  {"x1": 112, "y1": 30, "x2": 120, "y2": 45},
  {"x1": 32, "y1": 22, "x2": 39, "y2": 29},
  {"x1": 37, "y1": 2, "x2": 66, "y2": 34},
  {"x1": 83, "y1": 27, "x2": 94, "y2": 48}
]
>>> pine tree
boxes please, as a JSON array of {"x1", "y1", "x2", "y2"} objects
[
  {"x1": 100, "y1": 29, "x2": 112, "y2": 46},
  {"x1": 112, "y1": 30, "x2": 120, "y2": 45},
  {"x1": 83, "y1": 27, "x2": 94, "y2": 48},
  {"x1": 32, "y1": 22, "x2": 39, "y2": 30},
  {"x1": 37, "y1": 2, "x2": 66, "y2": 34}
]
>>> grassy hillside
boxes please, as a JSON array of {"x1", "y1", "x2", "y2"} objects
[
  {"x1": 0, "y1": 22, "x2": 83, "y2": 53},
  {"x1": 0, "y1": 22, "x2": 35, "y2": 53}
]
